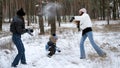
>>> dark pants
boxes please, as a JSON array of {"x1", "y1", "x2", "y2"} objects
[
  {"x1": 12, "y1": 34, "x2": 26, "y2": 66},
  {"x1": 48, "y1": 46, "x2": 56, "y2": 56}
]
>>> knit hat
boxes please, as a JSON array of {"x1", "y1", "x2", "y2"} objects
[
  {"x1": 49, "y1": 34, "x2": 58, "y2": 43},
  {"x1": 79, "y1": 8, "x2": 87, "y2": 13},
  {"x1": 17, "y1": 8, "x2": 25, "y2": 16},
  {"x1": 52, "y1": 34, "x2": 58, "y2": 40}
]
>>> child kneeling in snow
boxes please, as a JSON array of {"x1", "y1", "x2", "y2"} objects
[{"x1": 45, "y1": 34, "x2": 61, "y2": 58}]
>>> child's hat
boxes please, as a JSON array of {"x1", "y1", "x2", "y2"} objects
[{"x1": 52, "y1": 34, "x2": 58, "y2": 39}]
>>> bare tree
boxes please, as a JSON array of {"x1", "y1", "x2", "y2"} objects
[
  {"x1": 44, "y1": 0, "x2": 56, "y2": 34},
  {"x1": 112, "y1": 0, "x2": 117, "y2": 20},
  {"x1": 38, "y1": 0, "x2": 45, "y2": 35},
  {"x1": 0, "y1": 0, "x2": 3, "y2": 31}
]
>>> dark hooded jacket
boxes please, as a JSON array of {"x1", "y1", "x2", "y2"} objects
[{"x1": 10, "y1": 8, "x2": 26, "y2": 34}]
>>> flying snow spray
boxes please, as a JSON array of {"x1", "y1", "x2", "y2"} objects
[{"x1": 42, "y1": 2, "x2": 62, "y2": 18}]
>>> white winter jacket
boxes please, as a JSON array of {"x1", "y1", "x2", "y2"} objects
[{"x1": 74, "y1": 13, "x2": 92, "y2": 30}]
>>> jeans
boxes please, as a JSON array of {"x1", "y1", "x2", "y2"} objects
[
  {"x1": 80, "y1": 31, "x2": 105, "y2": 59},
  {"x1": 12, "y1": 34, "x2": 26, "y2": 66}
]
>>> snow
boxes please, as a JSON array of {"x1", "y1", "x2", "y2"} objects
[
  {"x1": 0, "y1": 20, "x2": 120, "y2": 68},
  {"x1": 93, "y1": 20, "x2": 120, "y2": 26}
]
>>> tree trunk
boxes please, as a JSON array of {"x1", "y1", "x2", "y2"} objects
[
  {"x1": 102, "y1": 0, "x2": 105, "y2": 20},
  {"x1": 107, "y1": 0, "x2": 110, "y2": 25},
  {"x1": 56, "y1": 6, "x2": 61, "y2": 27},
  {"x1": 119, "y1": 0, "x2": 120, "y2": 19},
  {"x1": 113, "y1": 0, "x2": 116, "y2": 20},
  {"x1": 38, "y1": 0, "x2": 44, "y2": 35},
  {"x1": 48, "y1": 16, "x2": 56, "y2": 34},
  {"x1": 0, "y1": 0, "x2": 3, "y2": 31},
  {"x1": 39, "y1": 16, "x2": 45, "y2": 35},
  {"x1": 57, "y1": 14, "x2": 61, "y2": 27},
  {"x1": 46, "y1": 1, "x2": 56, "y2": 34}
]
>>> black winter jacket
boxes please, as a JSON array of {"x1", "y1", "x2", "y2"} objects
[
  {"x1": 10, "y1": 16, "x2": 26, "y2": 34},
  {"x1": 47, "y1": 41, "x2": 56, "y2": 50}
]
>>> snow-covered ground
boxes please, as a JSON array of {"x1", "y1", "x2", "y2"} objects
[{"x1": 0, "y1": 20, "x2": 120, "y2": 68}]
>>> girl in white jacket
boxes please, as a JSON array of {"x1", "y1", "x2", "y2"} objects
[{"x1": 70, "y1": 8, "x2": 106, "y2": 59}]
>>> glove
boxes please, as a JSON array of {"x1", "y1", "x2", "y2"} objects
[
  {"x1": 29, "y1": 29, "x2": 33, "y2": 33},
  {"x1": 26, "y1": 28, "x2": 33, "y2": 33},
  {"x1": 56, "y1": 47, "x2": 61, "y2": 52},
  {"x1": 70, "y1": 17, "x2": 75, "y2": 22},
  {"x1": 57, "y1": 50, "x2": 61, "y2": 52},
  {"x1": 25, "y1": 28, "x2": 34, "y2": 36}
]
